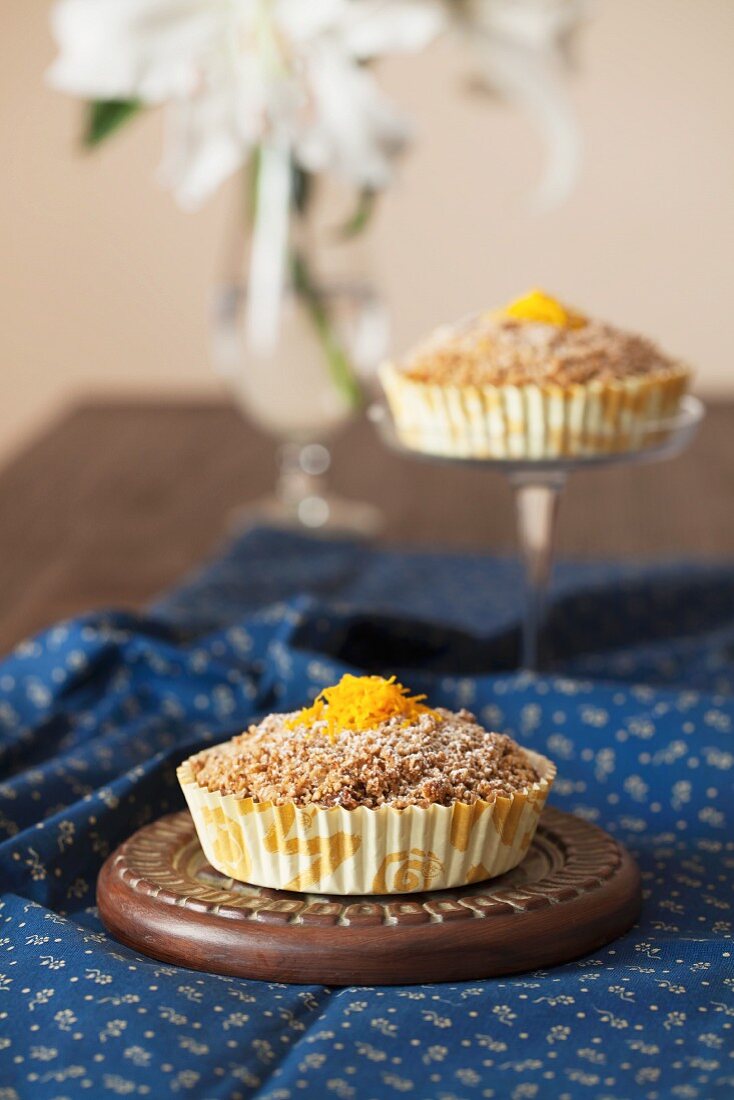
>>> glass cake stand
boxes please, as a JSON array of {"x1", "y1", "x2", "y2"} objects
[{"x1": 369, "y1": 395, "x2": 705, "y2": 671}]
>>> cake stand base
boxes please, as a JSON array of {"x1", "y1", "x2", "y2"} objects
[{"x1": 97, "y1": 808, "x2": 641, "y2": 986}]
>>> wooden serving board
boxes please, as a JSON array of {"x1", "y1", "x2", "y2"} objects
[{"x1": 97, "y1": 807, "x2": 641, "y2": 985}]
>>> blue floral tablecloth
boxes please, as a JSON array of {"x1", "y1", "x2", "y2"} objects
[{"x1": 0, "y1": 527, "x2": 732, "y2": 1100}]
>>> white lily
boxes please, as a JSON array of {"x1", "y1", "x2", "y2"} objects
[{"x1": 49, "y1": 0, "x2": 445, "y2": 208}]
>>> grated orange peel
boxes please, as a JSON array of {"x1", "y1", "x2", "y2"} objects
[
  {"x1": 286, "y1": 674, "x2": 440, "y2": 742},
  {"x1": 495, "y1": 288, "x2": 587, "y2": 329}
]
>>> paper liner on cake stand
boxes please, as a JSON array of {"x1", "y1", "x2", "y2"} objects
[
  {"x1": 369, "y1": 396, "x2": 704, "y2": 671},
  {"x1": 97, "y1": 808, "x2": 641, "y2": 986}
]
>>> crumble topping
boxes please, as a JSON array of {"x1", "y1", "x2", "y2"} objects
[
  {"x1": 397, "y1": 290, "x2": 686, "y2": 387},
  {"x1": 191, "y1": 706, "x2": 540, "y2": 810}
]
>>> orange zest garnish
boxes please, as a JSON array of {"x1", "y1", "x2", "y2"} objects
[
  {"x1": 286, "y1": 674, "x2": 440, "y2": 742},
  {"x1": 496, "y1": 288, "x2": 587, "y2": 329}
]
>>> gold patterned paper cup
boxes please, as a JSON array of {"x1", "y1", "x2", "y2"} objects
[
  {"x1": 380, "y1": 361, "x2": 690, "y2": 461},
  {"x1": 177, "y1": 749, "x2": 556, "y2": 895}
]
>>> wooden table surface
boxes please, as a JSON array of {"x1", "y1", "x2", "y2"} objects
[{"x1": 0, "y1": 398, "x2": 731, "y2": 655}]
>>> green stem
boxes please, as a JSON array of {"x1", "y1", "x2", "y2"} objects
[
  {"x1": 247, "y1": 146, "x2": 362, "y2": 411},
  {"x1": 291, "y1": 250, "x2": 362, "y2": 412},
  {"x1": 338, "y1": 188, "x2": 376, "y2": 239}
]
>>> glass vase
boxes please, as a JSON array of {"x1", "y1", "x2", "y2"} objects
[{"x1": 211, "y1": 181, "x2": 388, "y2": 535}]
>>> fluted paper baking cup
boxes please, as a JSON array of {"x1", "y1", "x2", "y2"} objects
[
  {"x1": 379, "y1": 362, "x2": 689, "y2": 460},
  {"x1": 177, "y1": 751, "x2": 556, "y2": 895}
]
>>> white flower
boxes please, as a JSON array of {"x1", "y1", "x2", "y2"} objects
[{"x1": 48, "y1": 0, "x2": 445, "y2": 207}]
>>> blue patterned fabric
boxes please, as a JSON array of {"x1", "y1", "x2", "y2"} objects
[{"x1": 0, "y1": 527, "x2": 732, "y2": 1100}]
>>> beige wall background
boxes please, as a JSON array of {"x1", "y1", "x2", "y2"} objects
[{"x1": 2, "y1": 0, "x2": 733, "y2": 463}]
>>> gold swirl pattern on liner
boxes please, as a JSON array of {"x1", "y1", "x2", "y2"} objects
[{"x1": 371, "y1": 849, "x2": 444, "y2": 894}]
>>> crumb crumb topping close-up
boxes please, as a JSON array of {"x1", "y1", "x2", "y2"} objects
[
  {"x1": 191, "y1": 682, "x2": 540, "y2": 810},
  {"x1": 397, "y1": 290, "x2": 685, "y2": 388}
]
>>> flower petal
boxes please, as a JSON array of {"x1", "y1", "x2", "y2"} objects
[
  {"x1": 296, "y1": 50, "x2": 410, "y2": 188},
  {"x1": 472, "y1": 36, "x2": 581, "y2": 208},
  {"x1": 48, "y1": 0, "x2": 228, "y2": 102},
  {"x1": 336, "y1": 0, "x2": 446, "y2": 59},
  {"x1": 159, "y1": 86, "x2": 249, "y2": 209},
  {"x1": 274, "y1": 0, "x2": 346, "y2": 41},
  {"x1": 464, "y1": 0, "x2": 585, "y2": 49}
]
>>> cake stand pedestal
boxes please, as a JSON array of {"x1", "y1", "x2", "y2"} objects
[{"x1": 370, "y1": 396, "x2": 704, "y2": 671}]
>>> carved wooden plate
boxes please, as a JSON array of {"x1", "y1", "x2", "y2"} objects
[{"x1": 97, "y1": 807, "x2": 641, "y2": 985}]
